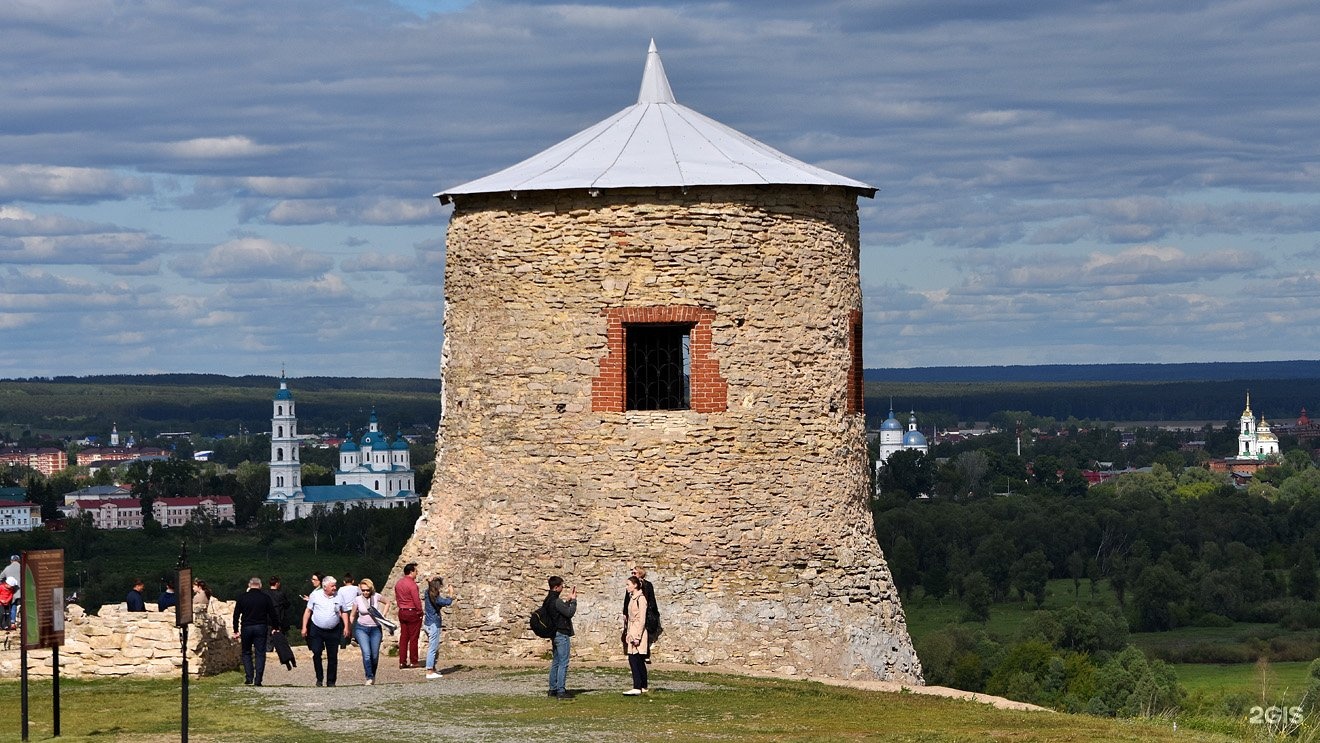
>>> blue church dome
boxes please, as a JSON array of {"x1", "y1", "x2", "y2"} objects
[
  {"x1": 340, "y1": 429, "x2": 358, "y2": 452},
  {"x1": 902, "y1": 430, "x2": 927, "y2": 447},
  {"x1": 360, "y1": 432, "x2": 385, "y2": 448},
  {"x1": 391, "y1": 437, "x2": 410, "y2": 450},
  {"x1": 880, "y1": 409, "x2": 903, "y2": 431}
]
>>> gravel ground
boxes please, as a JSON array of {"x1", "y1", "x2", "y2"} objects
[{"x1": 231, "y1": 647, "x2": 713, "y2": 742}]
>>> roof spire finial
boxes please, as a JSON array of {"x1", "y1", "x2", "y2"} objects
[{"x1": 638, "y1": 38, "x2": 676, "y2": 105}]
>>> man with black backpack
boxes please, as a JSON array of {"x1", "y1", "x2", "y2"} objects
[{"x1": 543, "y1": 576, "x2": 576, "y2": 700}]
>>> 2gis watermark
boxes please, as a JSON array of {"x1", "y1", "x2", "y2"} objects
[{"x1": 1248, "y1": 705, "x2": 1304, "y2": 727}]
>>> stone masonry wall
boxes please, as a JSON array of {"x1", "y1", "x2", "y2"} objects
[
  {"x1": 393, "y1": 185, "x2": 922, "y2": 683},
  {"x1": 0, "y1": 602, "x2": 239, "y2": 679}
]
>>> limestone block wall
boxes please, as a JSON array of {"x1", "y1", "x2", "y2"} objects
[
  {"x1": 0, "y1": 602, "x2": 239, "y2": 679},
  {"x1": 394, "y1": 185, "x2": 921, "y2": 683}
]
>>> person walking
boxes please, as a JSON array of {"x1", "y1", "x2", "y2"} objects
[
  {"x1": 232, "y1": 577, "x2": 279, "y2": 686},
  {"x1": 300, "y1": 573, "x2": 322, "y2": 602},
  {"x1": 265, "y1": 576, "x2": 291, "y2": 635},
  {"x1": 0, "y1": 576, "x2": 14, "y2": 631},
  {"x1": 393, "y1": 563, "x2": 423, "y2": 668},
  {"x1": 192, "y1": 579, "x2": 213, "y2": 618},
  {"x1": 621, "y1": 576, "x2": 650, "y2": 695},
  {"x1": 423, "y1": 576, "x2": 454, "y2": 679},
  {"x1": 1, "y1": 556, "x2": 19, "y2": 628},
  {"x1": 302, "y1": 575, "x2": 350, "y2": 687},
  {"x1": 157, "y1": 580, "x2": 178, "y2": 612},
  {"x1": 544, "y1": 576, "x2": 577, "y2": 700},
  {"x1": 125, "y1": 579, "x2": 147, "y2": 611},
  {"x1": 349, "y1": 578, "x2": 389, "y2": 685}
]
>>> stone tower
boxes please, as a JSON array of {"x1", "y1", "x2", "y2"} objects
[{"x1": 395, "y1": 42, "x2": 921, "y2": 683}]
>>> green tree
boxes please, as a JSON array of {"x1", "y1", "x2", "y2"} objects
[
  {"x1": 1088, "y1": 646, "x2": 1184, "y2": 718},
  {"x1": 878, "y1": 449, "x2": 933, "y2": 498},
  {"x1": 961, "y1": 571, "x2": 992, "y2": 622},
  {"x1": 233, "y1": 461, "x2": 270, "y2": 526},
  {"x1": 1291, "y1": 548, "x2": 1319, "y2": 601},
  {"x1": 887, "y1": 535, "x2": 919, "y2": 596},
  {"x1": 1130, "y1": 563, "x2": 1188, "y2": 631},
  {"x1": 1011, "y1": 550, "x2": 1052, "y2": 607},
  {"x1": 1066, "y1": 551, "x2": 1085, "y2": 598}
]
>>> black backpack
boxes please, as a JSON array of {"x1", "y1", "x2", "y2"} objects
[{"x1": 530, "y1": 603, "x2": 556, "y2": 638}]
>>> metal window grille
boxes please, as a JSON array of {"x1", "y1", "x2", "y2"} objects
[{"x1": 625, "y1": 324, "x2": 691, "y2": 410}]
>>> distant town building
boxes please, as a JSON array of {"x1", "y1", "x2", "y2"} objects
[
  {"x1": 0, "y1": 499, "x2": 41, "y2": 532},
  {"x1": 264, "y1": 376, "x2": 418, "y2": 521},
  {"x1": 875, "y1": 406, "x2": 929, "y2": 462},
  {"x1": 62, "y1": 495, "x2": 235, "y2": 530},
  {"x1": 62, "y1": 484, "x2": 133, "y2": 505},
  {"x1": 0, "y1": 446, "x2": 68, "y2": 476},
  {"x1": 77, "y1": 445, "x2": 169, "y2": 465}
]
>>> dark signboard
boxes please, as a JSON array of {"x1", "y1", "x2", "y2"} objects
[
  {"x1": 176, "y1": 567, "x2": 193, "y2": 627},
  {"x1": 21, "y1": 549, "x2": 65, "y2": 650}
]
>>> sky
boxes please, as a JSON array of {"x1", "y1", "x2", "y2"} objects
[{"x1": 3, "y1": 0, "x2": 1319, "y2": 378}]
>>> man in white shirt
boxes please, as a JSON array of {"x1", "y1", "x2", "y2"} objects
[{"x1": 301, "y1": 575, "x2": 349, "y2": 687}]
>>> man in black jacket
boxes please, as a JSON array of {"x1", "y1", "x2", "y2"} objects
[
  {"x1": 232, "y1": 577, "x2": 279, "y2": 686},
  {"x1": 265, "y1": 576, "x2": 291, "y2": 634},
  {"x1": 545, "y1": 576, "x2": 577, "y2": 700}
]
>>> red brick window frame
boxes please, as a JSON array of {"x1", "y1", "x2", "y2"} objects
[
  {"x1": 848, "y1": 310, "x2": 864, "y2": 414},
  {"x1": 592, "y1": 306, "x2": 727, "y2": 413}
]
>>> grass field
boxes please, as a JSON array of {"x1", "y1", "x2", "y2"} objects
[
  {"x1": 1, "y1": 668, "x2": 1244, "y2": 743},
  {"x1": 1174, "y1": 660, "x2": 1312, "y2": 697}
]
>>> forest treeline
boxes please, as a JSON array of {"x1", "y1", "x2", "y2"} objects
[
  {"x1": 866, "y1": 360, "x2": 1320, "y2": 383},
  {"x1": 863, "y1": 378, "x2": 1320, "y2": 427},
  {"x1": 1, "y1": 369, "x2": 1317, "y2": 441},
  {"x1": 0, "y1": 375, "x2": 440, "y2": 439}
]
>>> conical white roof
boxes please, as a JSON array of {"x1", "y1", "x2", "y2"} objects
[{"x1": 436, "y1": 41, "x2": 875, "y2": 203}]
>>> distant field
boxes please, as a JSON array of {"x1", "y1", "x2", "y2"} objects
[{"x1": 1174, "y1": 661, "x2": 1312, "y2": 697}]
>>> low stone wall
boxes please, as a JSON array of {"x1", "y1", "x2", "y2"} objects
[{"x1": 0, "y1": 601, "x2": 240, "y2": 679}]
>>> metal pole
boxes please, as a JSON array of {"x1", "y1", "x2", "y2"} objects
[
  {"x1": 20, "y1": 606, "x2": 28, "y2": 742},
  {"x1": 52, "y1": 644, "x2": 60, "y2": 737},
  {"x1": 178, "y1": 540, "x2": 189, "y2": 743},
  {"x1": 181, "y1": 623, "x2": 189, "y2": 743}
]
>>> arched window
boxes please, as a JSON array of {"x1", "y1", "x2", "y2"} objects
[
  {"x1": 277, "y1": 448, "x2": 284, "y2": 461},
  {"x1": 374, "y1": 480, "x2": 380, "y2": 491},
  {"x1": 278, "y1": 426, "x2": 284, "y2": 437},
  {"x1": 278, "y1": 405, "x2": 283, "y2": 415}
]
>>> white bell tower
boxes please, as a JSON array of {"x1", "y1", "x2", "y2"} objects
[{"x1": 268, "y1": 372, "x2": 301, "y2": 497}]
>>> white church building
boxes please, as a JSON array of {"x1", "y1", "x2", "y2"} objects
[
  {"x1": 1237, "y1": 392, "x2": 1281, "y2": 460},
  {"x1": 264, "y1": 375, "x2": 420, "y2": 521},
  {"x1": 875, "y1": 406, "x2": 929, "y2": 462}
]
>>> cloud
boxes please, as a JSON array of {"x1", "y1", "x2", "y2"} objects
[
  {"x1": 2, "y1": 0, "x2": 1319, "y2": 375},
  {"x1": 162, "y1": 136, "x2": 281, "y2": 159},
  {"x1": 0, "y1": 207, "x2": 165, "y2": 266},
  {"x1": 176, "y1": 238, "x2": 334, "y2": 280},
  {"x1": 341, "y1": 251, "x2": 420, "y2": 273},
  {"x1": 0, "y1": 165, "x2": 152, "y2": 203}
]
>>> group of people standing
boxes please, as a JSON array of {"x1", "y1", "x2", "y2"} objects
[
  {"x1": 542, "y1": 565, "x2": 661, "y2": 700},
  {"x1": 300, "y1": 563, "x2": 457, "y2": 687}
]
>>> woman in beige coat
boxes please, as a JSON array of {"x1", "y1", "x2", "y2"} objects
[{"x1": 623, "y1": 576, "x2": 649, "y2": 695}]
